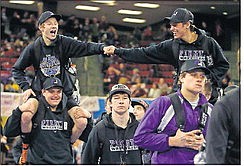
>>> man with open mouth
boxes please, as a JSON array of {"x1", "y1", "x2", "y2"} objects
[{"x1": 12, "y1": 11, "x2": 111, "y2": 164}]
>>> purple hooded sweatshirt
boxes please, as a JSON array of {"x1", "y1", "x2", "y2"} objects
[{"x1": 134, "y1": 91, "x2": 212, "y2": 164}]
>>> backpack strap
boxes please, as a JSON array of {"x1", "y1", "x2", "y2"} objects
[
  {"x1": 168, "y1": 93, "x2": 210, "y2": 132},
  {"x1": 171, "y1": 40, "x2": 181, "y2": 91},
  {"x1": 96, "y1": 121, "x2": 106, "y2": 160},
  {"x1": 201, "y1": 36, "x2": 211, "y2": 55},
  {"x1": 168, "y1": 93, "x2": 185, "y2": 130},
  {"x1": 33, "y1": 36, "x2": 42, "y2": 69},
  {"x1": 198, "y1": 103, "x2": 209, "y2": 131}
]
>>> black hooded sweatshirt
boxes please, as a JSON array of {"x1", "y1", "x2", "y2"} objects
[
  {"x1": 4, "y1": 95, "x2": 92, "y2": 164},
  {"x1": 82, "y1": 113, "x2": 142, "y2": 165},
  {"x1": 12, "y1": 35, "x2": 105, "y2": 97},
  {"x1": 114, "y1": 28, "x2": 229, "y2": 88}
]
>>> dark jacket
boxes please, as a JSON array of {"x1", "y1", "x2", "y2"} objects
[
  {"x1": 12, "y1": 35, "x2": 105, "y2": 95},
  {"x1": 82, "y1": 113, "x2": 142, "y2": 165},
  {"x1": 206, "y1": 87, "x2": 240, "y2": 164},
  {"x1": 114, "y1": 28, "x2": 229, "y2": 87},
  {"x1": 4, "y1": 95, "x2": 92, "y2": 164}
]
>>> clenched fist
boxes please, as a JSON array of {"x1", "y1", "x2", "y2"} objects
[{"x1": 103, "y1": 45, "x2": 116, "y2": 55}]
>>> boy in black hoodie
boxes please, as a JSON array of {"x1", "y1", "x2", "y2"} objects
[{"x1": 82, "y1": 84, "x2": 142, "y2": 164}]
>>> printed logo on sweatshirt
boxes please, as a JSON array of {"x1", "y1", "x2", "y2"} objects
[
  {"x1": 40, "y1": 55, "x2": 61, "y2": 76},
  {"x1": 179, "y1": 50, "x2": 213, "y2": 66},
  {"x1": 109, "y1": 139, "x2": 139, "y2": 152},
  {"x1": 41, "y1": 119, "x2": 68, "y2": 130}
]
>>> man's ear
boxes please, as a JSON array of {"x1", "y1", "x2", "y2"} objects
[
  {"x1": 185, "y1": 21, "x2": 191, "y2": 29},
  {"x1": 38, "y1": 24, "x2": 43, "y2": 32},
  {"x1": 179, "y1": 75, "x2": 184, "y2": 84}
]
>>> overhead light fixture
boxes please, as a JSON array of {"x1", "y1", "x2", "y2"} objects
[
  {"x1": 91, "y1": 0, "x2": 115, "y2": 3},
  {"x1": 118, "y1": 9, "x2": 142, "y2": 15},
  {"x1": 134, "y1": 3, "x2": 160, "y2": 9},
  {"x1": 91, "y1": 0, "x2": 116, "y2": 6},
  {"x1": 75, "y1": 5, "x2": 100, "y2": 11},
  {"x1": 222, "y1": 12, "x2": 228, "y2": 15},
  {"x1": 210, "y1": 6, "x2": 216, "y2": 10},
  {"x1": 9, "y1": 1, "x2": 35, "y2": 5},
  {"x1": 122, "y1": 17, "x2": 146, "y2": 24}
]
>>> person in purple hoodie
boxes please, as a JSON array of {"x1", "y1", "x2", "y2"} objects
[{"x1": 134, "y1": 59, "x2": 213, "y2": 164}]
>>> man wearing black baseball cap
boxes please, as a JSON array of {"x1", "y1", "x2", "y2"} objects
[
  {"x1": 164, "y1": 8, "x2": 194, "y2": 24},
  {"x1": 12, "y1": 9, "x2": 115, "y2": 164},
  {"x1": 37, "y1": 11, "x2": 61, "y2": 26},
  {"x1": 4, "y1": 77, "x2": 92, "y2": 164},
  {"x1": 104, "y1": 7, "x2": 229, "y2": 105},
  {"x1": 82, "y1": 84, "x2": 142, "y2": 164}
]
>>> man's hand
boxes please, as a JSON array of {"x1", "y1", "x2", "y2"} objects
[
  {"x1": 169, "y1": 129, "x2": 204, "y2": 151},
  {"x1": 69, "y1": 106, "x2": 91, "y2": 119},
  {"x1": 23, "y1": 89, "x2": 36, "y2": 102},
  {"x1": 103, "y1": 46, "x2": 116, "y2": 55}
]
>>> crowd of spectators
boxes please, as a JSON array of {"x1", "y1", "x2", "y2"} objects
[
  {"x1": 102, "y1": 61, "x2": 174, "y2": 97},
  {"x1": 0, "y1": 7, "x2": 235, "y2": 97}
]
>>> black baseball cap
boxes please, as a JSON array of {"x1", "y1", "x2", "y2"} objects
[
  {"x1": 109, "y1": 84, "x2": 131, "y2": 98},
  {"x1": 180, "y1": 59, "x2": 210, "y2": 74},
  {"x1": 43, "y1": 77, "x2": 63, "y2": 90},
  {"x1": 164, "y1": 8, "x2": 194, "y2": 24},
  {"x1": 38, "y1": 11, "x2": 61, "y2": 25},
  {"x1": 131, "y1": 100, "x2": 149, "y2": 110}
]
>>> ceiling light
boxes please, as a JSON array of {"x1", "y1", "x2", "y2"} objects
[
  {"x1": 91, "y1": 0, "x2": 115, "y2": 3},
  {"x1": 210, "y1": 6, "x2": 216, "y2": 10},
  {"x1": 118, "y1": 9, "x2": 142, "y2": 15},
  {"x1": 122, "y1": 18, "x2": 146, "y2": 24},
  {"x1": 9, "y1": 1, "x2": 35, "y2": 5},
  {"x1": 75, "y1": 5, "x2": 100, "y2": 11},
  {"x1": 223, "y1": 12, "x2": 228, "y2": 15},
  {"x1": 134, "y1": 3, "x2": 160, "y2": 8},
  {"x1": 91, "y1": 0, "x2": 116, "y2": 6}
]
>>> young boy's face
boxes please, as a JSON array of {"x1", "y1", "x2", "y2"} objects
[
  {"x1": 39, "y1": 17, "x2": 59, "y2": 41},
  {"x1": 110, "y1": 93, "x2": 131, "y2": 115},
  {"x1": 133, "y1": 105, "x2": 145, "y2": 121},
  {"x1": 180, "y1": 70, "x2": 206, "y2": 94}
]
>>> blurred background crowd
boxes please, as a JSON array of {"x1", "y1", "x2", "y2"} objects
[{"x1": 0, "y1": 6, "x2": 239, "y2": 98}]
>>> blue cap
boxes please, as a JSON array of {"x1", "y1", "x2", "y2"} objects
[
  {"x1": 164, "y1": 8, "x2": 194, "y2": 24},
  {"x1": 38, "y1": 11, "x2": 61, "y2": 25},
  {"x1": 43, "y1": 77, "x2": 63, "y2": 90},
  {"x1": 180, "y1": 59, "x2": 210, "y2": 74}
]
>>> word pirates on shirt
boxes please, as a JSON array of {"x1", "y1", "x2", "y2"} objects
[
  {"x1": 41, "y1": 119, "x2": 68, "y2": 131},
  {"x1": 179, "y1": 49, "x2": 213, "y2": 66},
  {"x1": 109, "y1": 139, "x2": 139, "y2": 152}
]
